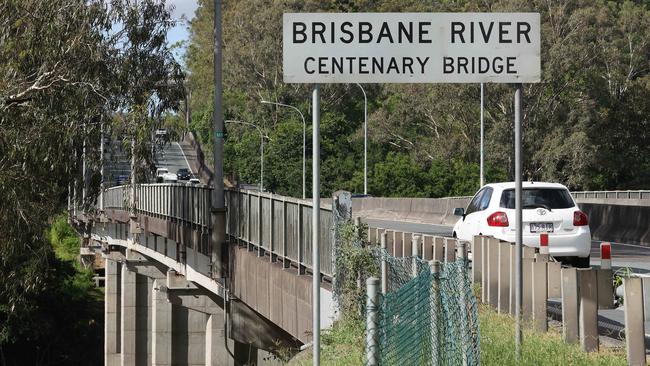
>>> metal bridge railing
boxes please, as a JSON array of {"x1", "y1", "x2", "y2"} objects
[
  {"x1": 99, "y1": 184, "x2": 334, "y2": 278},
  {"x1": 225, "y1": 189, "x2": 334, "y2": 278},
  {"x1": 571, "y1": 190, "x2": 650, "y2": 200}
]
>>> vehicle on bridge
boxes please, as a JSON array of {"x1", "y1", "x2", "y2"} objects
[
  {"x1": 155, "y1": 168, "x2": 178, "y2": 183},
  {"x1": 452, "y1": 182, "x2": 591, "y2": 267},
  {"x1": 176, "y1": 168, "x2": 191, "y2": 180}
]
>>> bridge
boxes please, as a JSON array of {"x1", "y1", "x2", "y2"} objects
[
  {"x1": 78, "y1": 184, "x2": 340, "y2": 365},
  {"x1": 74, "y1": 178, "x2": 650, "y2": 365}
]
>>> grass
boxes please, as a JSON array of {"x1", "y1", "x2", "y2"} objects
[
  {"x1": 479, "y1": 304, "x2": 627, "y2": 366},
  {"x1": 287, "y1": 317, "x2": 365, "y2": 366},
  {"x1": 287, "y1": 305, "x2": 628, "y2": 366}
]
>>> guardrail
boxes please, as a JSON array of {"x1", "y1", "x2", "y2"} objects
[
  {"x1": 571, "y1": 190, "x2": 650, "y2": 200},
  {"x1": 225, "y1": 190, "x2": 334, "y2": 278},
  {"x1": 103, "y1": 183, "x2": 213, "y2": 230},
  {"x1": 100, "y1": 184, "x2": 335, "y2": 278}
]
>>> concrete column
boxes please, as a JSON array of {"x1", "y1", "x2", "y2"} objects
[
  {"x1": 561, "y1": 267, "x2": 579, "y2": 344},
  {"x1": 497, "y1": 242, "x2": 510, "y2": 314},
  {"x1": 471, "y1": 235, "x2": 482, "y2": 284},
  {"x1": 596, "y1": 268, "x2": 614, "y2": 309},
  {"x1": 121, "y1": 263, "x2": 136, "y2": 366},
  {"x1": 547, "y1": 261, "x2": 562, "y2": 299},
  {"x1": 486, "y1": 237, "x2": 499, "y2": 309},
  {"x1": 509, "y1": 244, "x2": 516, "y2": 315},
  {"x1": 403, "y1": 232, "x2": 412, "y2": 258},
  {"x1": 444, "y1": 237, "x2": 456, "y2": 263},
  {"x1": 623, "y1": 277, "x2": 646, "y2": 366},
  {"x1": 423, "y1": 235, "x2": 434, "y2": 261},
  {"x1": 432, "y1": 236, "x2": 444, "y2": 263},
  {"x1": 205, "y1": 314, "x2": 227, "y2": 366},
  {"x1": 152, "y1": 279, "x2": 171, "y2": 366},
  {"x1": 642, "y1": 277, "x2": 650, "y2": 322},
  {"x1": 481, "y1": 236, "x2": 488, "y2": 303},
  {"x1": 368, "y1": 226, "x2": 377, "y2": 245},
  {"x1": 105, "y1": 259, "x2": 120, "y2": 366},
  {"x1": 393, "y1": 231, "x2": 403, "y2": 258},
  {"x1": 522, "y1": 258, "x2": 534, "y2": 321},
  {"x1": 578, "y1": 269, "x2": 598, "y2": 352},
  {"x1": 532, "y1": 260, "x2": 548, "y2": 332}
]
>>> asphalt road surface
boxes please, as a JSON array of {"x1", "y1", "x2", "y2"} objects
[
  {"x1": 154, "y1": 142, "x2": 193, "y2": 177},
  {"x1": 363, "y1": 218, "x2": 650, "y2": 273}
]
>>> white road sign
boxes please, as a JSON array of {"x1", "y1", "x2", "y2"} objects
[{"x1": 283, "y1": 13, "x2": 541, "y2": 84}]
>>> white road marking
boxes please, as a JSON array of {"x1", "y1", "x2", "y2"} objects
[{"x1": 175, "y1": 142, "x2": 193, "y2": 174}]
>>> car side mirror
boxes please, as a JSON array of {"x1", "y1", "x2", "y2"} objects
[{"x1": 453, "y1": 207, "x2": 465, "y2": 217}]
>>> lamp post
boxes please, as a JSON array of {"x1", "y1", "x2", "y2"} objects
[
  {"x1": 355, "y1": 83, "x2": 368, "y2": 195},
  {"x1": 261, "y1": 100, "x2": 306, "y2": 199},
  {"x1": 479, "y1": 83, "x2": 485, "y2": 188},
  {"x1": 225, "y1": 120, "x2": 265, "y2": 192}
]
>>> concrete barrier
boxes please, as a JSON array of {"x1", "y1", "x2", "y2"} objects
[{"x1": 353, "y1": 197, "x2": 650, "y2": 246}]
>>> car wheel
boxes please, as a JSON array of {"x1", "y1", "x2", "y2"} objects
[
  {"x1": 573, "y1": 256, "x2": 591, "y2": 268},
  {"x1": 452, "y1": 232, "x2": 457, "y2": 238}
]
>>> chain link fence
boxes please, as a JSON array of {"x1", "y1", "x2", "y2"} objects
[{"x1": 366, "y1": 249, "x2": 480, "y2": 366}]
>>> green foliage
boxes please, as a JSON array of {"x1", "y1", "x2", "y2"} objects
[
  {"x1": 287, "y1": 317, "x2": 365, "y2": 366},
  {"x1": 479, "y1": 304, "x2": 626, "y2": 365},
  {"x1": 186, "y1": 0, "x2": 650, "y2": 198},
  {"x1": 333, "y1": 220, "x2": 379, "y2": 320}
]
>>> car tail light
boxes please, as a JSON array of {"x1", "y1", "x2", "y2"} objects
[
  {"x1": 573, "y1": 210, "x2": 589, "y2": 226},
  {"x1": 487, "y1": 212, "x2": 509, "y2": 227}
]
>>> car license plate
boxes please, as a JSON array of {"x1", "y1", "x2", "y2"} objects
[{"x1": 530, "y1": 222, "x2": 553, "y2": 233}]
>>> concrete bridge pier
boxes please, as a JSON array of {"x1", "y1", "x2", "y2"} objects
[{"x1": 104, "y1": 248, "x2": 280, "y2": 366}]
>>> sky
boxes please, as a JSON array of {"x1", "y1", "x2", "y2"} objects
[{"x1": 166, "y1": 0, "x2": 199, "y2": 65}]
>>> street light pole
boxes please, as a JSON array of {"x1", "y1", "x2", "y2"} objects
[
  {"x1": 261, "y1": 100, "x2": 306, "y2": 199},
  {"x1": 225, "y1": 120, "x2": 265, "y2": 192},
  {"x1": 355, "y1": 83, "x2": 368, "y2": 195},
  {"x1": 211, "y1": 0, "x2": 226, "y2": 279},
  {"x1": 479, "y1": 83, "x2": 485, "y2": 188}
]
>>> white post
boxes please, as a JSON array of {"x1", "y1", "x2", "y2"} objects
[
  {"x1": 514, "y1": 83, "x2": 523, "y2": 359},
  {"x1": 365, "y1": 277, "x2": 380, "y2": 366},
  {"x1": 480, "y1": 83, "x2": 485, "y2": 187},
  {"x1": 312, "y1": 84, "x2": 321, "y2": 366}
]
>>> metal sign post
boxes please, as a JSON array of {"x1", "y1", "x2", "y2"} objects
[
  {"x1": 514, "y1": 83, "x2": 523, "y2": 359},
  {"x1": 479, "y1": 83, "x2": 485, "y2": 188},
  {"x1": 282, "y1": 13, "x2": 540, "y2": 364},
  {"x1": 312, "y1": 84, "x2": 321, "y2": 365}
]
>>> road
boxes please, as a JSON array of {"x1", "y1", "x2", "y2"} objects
[
  {"x1": 154, "y1": 142, "x2": 194, "y2": 177},
  {"x1": 364, "y1": 218, "x2": 650, "y2": 273}
]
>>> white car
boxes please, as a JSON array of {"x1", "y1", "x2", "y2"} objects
[{"x1": 452, "y1": 182, "x2": 591, "y2": 266}]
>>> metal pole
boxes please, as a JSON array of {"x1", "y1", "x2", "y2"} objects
[
  {"x1": 260, "y1": 132, "x2": 264, "y2": 192},
  {"x1": 480, "y1": 83, "x2": 485, "y2": 187},
  {"x1": 356, "y1": 83, "x2": 368, "y2": 195},
  {"x1": 99, "y1": 122, "x2": 105, "y2": 211},
  {"x1": 82, "y1": 125, "x2": 87, "y2": 210},
  {"x1": 211, "y1": 0, "x2": 226, "y2": 279},
  {"x1": 514, "y1": 83, "x2": 523, "y2": 359},
  {"x1": 131, "y1": 137, "x2": 136, "y2": 215},
  {"x1": 365, "y1": 277, "x2": 380, "y2": 366},
  {"x1": 213, "y1": 0, "x2": 224, "y2": 205},
  {"x1": 380, "y1": 233, "x2": 387, "y2": 294},
  {"x1": 312, "y1": 84, "x2": 321, "y2": 366}
]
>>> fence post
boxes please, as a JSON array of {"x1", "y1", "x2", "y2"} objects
[
  {"x1": 561, "y1": 267, "x2": 579, "y2": 343},
  {"x1": 365, "y1": 277, "x2": 380, "y2": 366},
  {"x1": 623, "y1": 277, "x2": 646, "y2": 366},
  {"x1": 380, "y1": 233, "x2": 387, "y2": 295},
  {"x1": 487, "y1": 237, "x2": 499, "y2": 309},
  {"x1": 471, "y1": 235, "x2": 482, "y2": 284},
  {"x1": 578, "y1": 268, "x2": 598, "y2": 352},
  {"x1": 498, "y1": 241, "x2": 511, "y2": 314},
  {"x1": 481, "y1": 236, "x2": 488, "y2": 304},
  {"x1": 444, "y1": 237, "x2": 456, "y2": 263},
  {"x1": 429, "y1": 261, "x2": 441, "y2": 366},
  {"x1": 532, "y1": 254, "x2": 548, "y2": 332},
  {"x1": 412, "y1": 235, "x2": 420, "y2": 277}
]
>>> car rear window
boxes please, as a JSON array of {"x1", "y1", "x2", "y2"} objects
[{"x1": 499, "y1": 188, "x2": 575, "y2": 209}]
